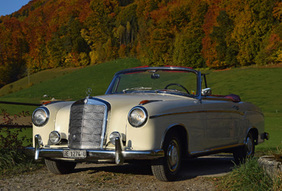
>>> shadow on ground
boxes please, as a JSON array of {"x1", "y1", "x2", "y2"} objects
[{"x1": 74, "y1": 154, "x2": 235, "y2": 181}]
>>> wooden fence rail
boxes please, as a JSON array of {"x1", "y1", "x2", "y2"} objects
[
  {"x1": 0, "y1": 101, "x2": 41, "y2": 129},
  {"x1": 0, "y1": 101, "x2": 41, "y2": 106}
]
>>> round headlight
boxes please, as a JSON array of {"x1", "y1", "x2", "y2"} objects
[
  {"x1": 49, "y1": 131, "x2": 61, "y2": 145},
  {"x1": 32, "y1": 107, "x2": 49, "y2": 127},
  {"x1": 128, "y1": 106, "x2": 148, "y2": 127}
]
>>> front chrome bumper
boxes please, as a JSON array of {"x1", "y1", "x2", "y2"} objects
[{"x1": 25, "y1": 136, "x2": 164, "y2": 165}]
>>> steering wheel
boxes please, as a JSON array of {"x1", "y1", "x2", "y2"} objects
[{"x1": 164, "y1": 83, "x2": 190, "y2": 94}]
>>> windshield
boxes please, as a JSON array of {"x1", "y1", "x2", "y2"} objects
[{"x1": 107, "y1": 68, "x2": 198, "y2": 97}]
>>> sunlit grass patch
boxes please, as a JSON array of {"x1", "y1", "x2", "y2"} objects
[{"x1": 214, "y1": 158, "x2": 281, "y2": 191}]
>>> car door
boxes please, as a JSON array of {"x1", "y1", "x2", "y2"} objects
[{"x1": 201, "y1": 99, "x2": 242, "y2": 150}]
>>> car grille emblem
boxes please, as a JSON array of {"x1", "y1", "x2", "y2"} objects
[
  {"x1": 72, "y1": 134, "x2": 76, "y2": 140},
  {"x1": 86, "y1": 88, "x2": 92, "y2": 98}
]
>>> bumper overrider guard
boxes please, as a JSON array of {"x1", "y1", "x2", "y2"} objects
[{"x1": 26, "y1": 135, "x2": 164, "y2": 165}]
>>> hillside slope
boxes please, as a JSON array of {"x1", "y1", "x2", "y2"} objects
[
  {"x1": 207, "y1": 67, "x2": 282, "y2": 117},
  {"x1": 1, "y1": 59, "x2": 281, "y2": 118},
  {"x1": 0, "y1": 58, "x2": 140, "y2": 106}
]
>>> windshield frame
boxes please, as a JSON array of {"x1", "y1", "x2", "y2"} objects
[{"x1": 105, "y1": 66, "x2": 202, "y2": 98}]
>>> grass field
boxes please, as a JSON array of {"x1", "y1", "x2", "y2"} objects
[
  {"x1": 0, "y1": 59, "x2": 281, "y2": 152},
  {"x1": 207, "y1": 67, "x2": 282, "y2": 117},
  {"x1": 0, "y1": 58, "x2": 141, "y2": 114},
  {"x1": 0, "y1": 67, "x2": 79, "y2": 97}
]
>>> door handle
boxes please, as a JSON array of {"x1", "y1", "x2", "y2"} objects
[{"x1": 232, "y1": 105, "x2": 239, "y2": 110}]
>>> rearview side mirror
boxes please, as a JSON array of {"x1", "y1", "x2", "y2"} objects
[{"x1": 202, "y1": 88, "x2": 212, "y2": 96}]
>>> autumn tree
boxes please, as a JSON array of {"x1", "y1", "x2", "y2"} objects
[
  {"x1": 0, "y1": 17, "x2": 28, "y2": 87},
  {"x1": 173, "y1": 0, "x2": 208, "y2": 68},
  {"x1": 47, "y1": 16, "x2": 89, "y2": 67},
  {"x1": 81, "y1": 0, "x2": 119, "y2": 64},
  {"x1": 1, "y1": 0, "x2": 282, "y2": 87},
  {"x1": 228, "y1": 0, "x2": 276, "y2": 66},
  {"x1": 255, "y1": 1, "x2": 282, "y2": 65},
  {"x1": 201, "y1": 0, "x2": 221, "y2": 68},
  {"x1": 210, "y1": 10, "x2": 238, "y2": 68}
]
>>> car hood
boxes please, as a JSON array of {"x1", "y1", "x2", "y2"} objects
[
  {"x1": 97, "y1": 93, "x2": 188, "y2": 106},
  {"x1": 95, "y1": 93, "x2": 200, "y2": 116},
  {"x1": 45, "y1": 93, "x2": 198, "y2": 115},
  {"x1": 45, "y1": 93, "x2": 199, "y2": 126}
]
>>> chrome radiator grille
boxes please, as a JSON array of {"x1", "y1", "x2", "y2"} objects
[{"x1": 68, "y1": 99, "x2": 108, "y2": 149}]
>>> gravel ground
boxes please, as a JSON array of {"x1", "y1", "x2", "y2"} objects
[{"x1": 0, "y1": 155, "x2": 234, "y2": 191}]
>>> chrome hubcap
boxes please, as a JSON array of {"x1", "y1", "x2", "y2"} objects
[
  {"x1": 167, "y1": 140, "x2": 179, "y2": 172},
  {"x1": 245, "y1": 136, "x2": 253, "y2": 156}
]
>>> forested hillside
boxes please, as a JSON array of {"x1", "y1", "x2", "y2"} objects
[{"x1": 0, "y1": 0, "x2": 281, "y2": 87}]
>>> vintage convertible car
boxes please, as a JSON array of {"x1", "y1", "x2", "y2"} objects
[{"x1": 27, "y1": 66, "x2": 269, "y2": 181}]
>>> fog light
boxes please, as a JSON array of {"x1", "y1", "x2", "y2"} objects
[
  {"x1": 49, "y1": 131, "x2": 61, "y2": 145},
  {"x1": 109, "y1": 131, "x2": 121, "y2": 145}
]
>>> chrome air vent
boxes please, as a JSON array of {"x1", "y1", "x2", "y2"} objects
[{"x1": 68, "y1": 98, "x2": 109, "y2": 149}]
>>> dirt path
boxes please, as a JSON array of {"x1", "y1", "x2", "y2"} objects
[{"x1": 0, "y1": 155, "x2": 234, "y2": 191}]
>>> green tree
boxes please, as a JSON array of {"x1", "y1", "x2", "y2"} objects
[
  {"x1": 81, "y1": 0, "x2": 119, "y2": 64},
  {"x1": 210, "y1": 11, "x2": 238, "y2": 68},
  {"x1": 173, "y1": 27, "x2": 205, "y2": 68},
  {"x1": 230, "y1": 0, "x2": 276, "y2": 66},
  {"x1": 47, "y1": 16, "x2": 89, "y2": 67}
]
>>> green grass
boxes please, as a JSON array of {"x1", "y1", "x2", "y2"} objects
[
  {"x1": 0, "y1": 67, "x2": 79, "y2": 97},
  {"x1": 256, "y1": 117, "x2": 282, "y2": 154},
  {"x1": 0, "y1": 58, "x2": 141, "y2": 114},
  {"x1": 207, "y1": 67, "x2": 282, "y2": 117},
  {"x1": 0, "y1": 149, "x2": 42, "y2": 176},
  {"x1": 215, "y1": 158, "x2": 281, "y2": 191}
]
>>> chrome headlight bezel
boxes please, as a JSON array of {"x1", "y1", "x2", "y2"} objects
[
  {"x1": 128, "y1": 106, "x2": 148, "y2": 127},
  {"x1": 32, "y1": 107, "x2": 50, "y2": 127}
]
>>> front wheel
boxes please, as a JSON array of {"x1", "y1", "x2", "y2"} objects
[
  {"x1": 151, "y1": 131, "x2": 182, "y2": 181},
  {"x1": 233, "y1": 133, "x2": 255, "y2": 164},
  {"x1": 45, "y1": 158, "x2": 76, "y2": 174}
]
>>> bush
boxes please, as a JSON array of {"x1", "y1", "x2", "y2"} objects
[
  {"x1": 0, "y1": 110, "x2": 41, "y2": 176},
  {"x1": 215, "y1": 158, "x2": 281, "y2": 191}
]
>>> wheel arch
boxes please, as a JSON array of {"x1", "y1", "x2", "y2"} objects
[
  {"x1": 160, "y1": 124, "x2": 189, "y2": 159},
  {"x1": 247, "y1": 127, "x2": 259, "y2": 145}
]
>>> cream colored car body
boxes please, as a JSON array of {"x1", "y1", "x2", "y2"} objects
[
  {"x1": 28, "y1": 66, "x2": 268, "y2": 181},
  {"x1": 33, "y1": 93, "x2": 264, "y2": 154}
]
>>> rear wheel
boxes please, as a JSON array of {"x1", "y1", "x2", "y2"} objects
[
  {"x1": 233, "y1": 133, "x2": 255, "y2": 164},
  {"x1": 151, "y1": 131, "x2": 182, "y2": 181},
  {"x1": 45, "y1": 158, "x2": 76, "y2": 174}
]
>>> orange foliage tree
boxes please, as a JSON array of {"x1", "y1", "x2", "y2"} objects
[{"x1": 0, "y1": 0, "x2": 282, "y2": 87}]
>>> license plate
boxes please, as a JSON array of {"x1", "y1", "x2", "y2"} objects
[{"x1": 63, "y1": 150, "x2": 87, "y2": 159}]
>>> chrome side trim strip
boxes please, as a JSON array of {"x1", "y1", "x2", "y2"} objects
[
  {"x1": 190, "y1": 143, "x2": 244, "y2": 155},
  {"x1": 150, "y1": 110, "x2": 245, "y2": 119}
]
